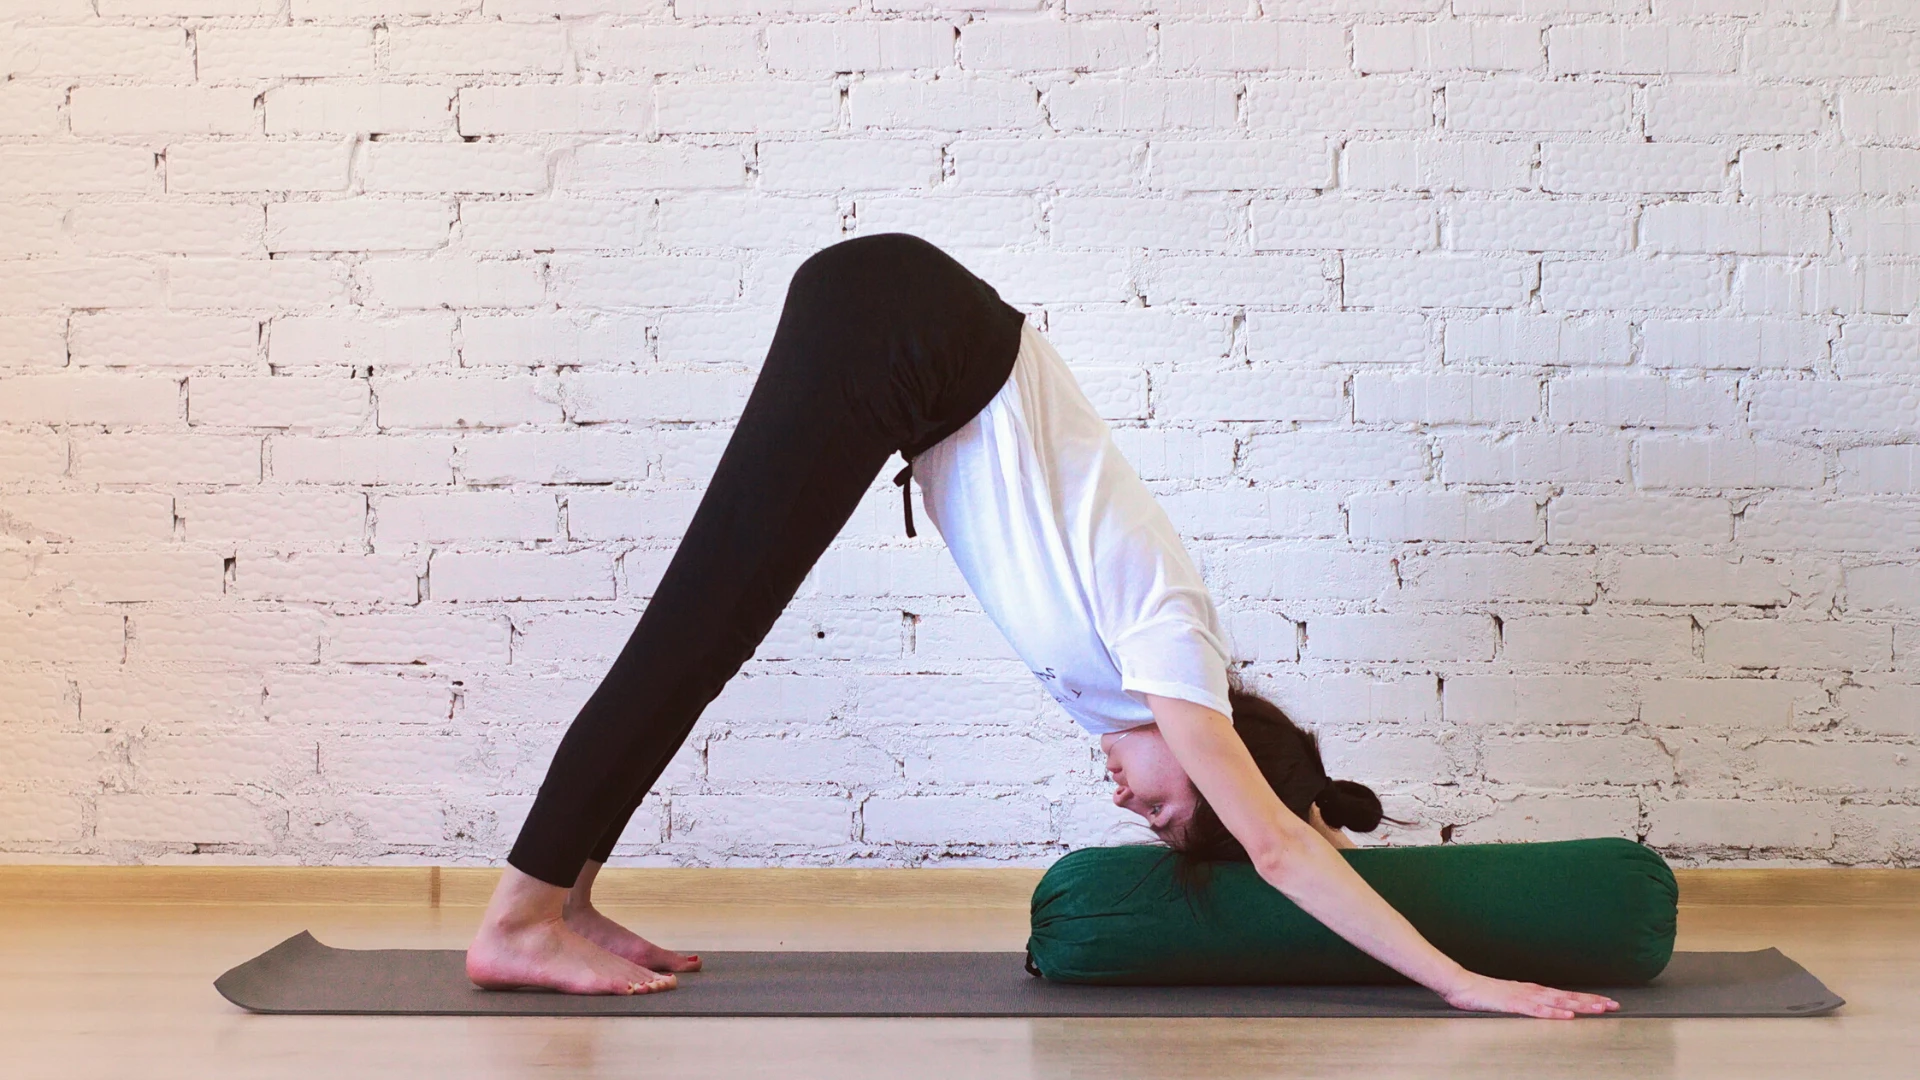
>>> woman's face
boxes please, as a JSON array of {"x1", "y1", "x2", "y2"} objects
[{"x1": 1100, "y1": 725, "x2": 1200, "y2": 840}]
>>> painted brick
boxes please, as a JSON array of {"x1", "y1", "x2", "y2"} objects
[
  {"x1": 1641, "y1": 678, "x2": 1821, "y2": 729},
  {"x1": 1456, "y1": 794, "x2": 1638, "y2": 844},
  {"x1": 375, "y1": 492, "x2": 556, "y2": 543},
  {"x1": 1305, "y1": 614, "x2": 1497, "y2": 662},
  {"x1": 1149, "y1": 138, "x2": 1333, "y2": 190},
  {"x1": 1158, "y1": 489, "x2": 1345, "y2": 539},
  {"x1": 1549, "y1": 494, "x2": 1732, "y2": 545},
  {"x1": 1444, "y1": 675, "x2": 1634, "y2": 727},
  {"x1": 73, "y1": 433, "x2": 259, "y2": 485},
  {"x1": 1251, "y1": 198, "x2": 1436, "y2": 251},
  {"x1": 0, "y1": 430, "x2": 66, "y2": 480},
  {"x1": 385, "y1": 25, "x2": 567, "y2": 76},
  {"x1": 1206, "y1": 542, "x2": 1398, "y2": 601},
  {"x1": 1739, "y1": 496, "x2": 1920, "y2": 553},
  {"x1": 862, "y1": 794, "x2": 1050, "y2": 846},
  {"x1": 267, "y1": 84, "x2": 453, "y2": 135},
  {"x1": 548, "y1": 256, "x2": 740, "y2": 308},
  {"x1": 266, "y1": 201, "x2": 454, "y2": 253},
  {"x1": 0, "y1": 148, "x2": 157, "y2": 197},
  {"x1": 658, "y1": 81, "x2": 839, "y2": 135},
  {"x1": 657, "y1": 194, "x2": 842, "y2": 251},
  {"x1": 1449, "y1": 78, "x2": 1631, "y2": 133},
  {"x1": 1353, "y1": 373, "x2": 1539, "y2": 424},
  {"x1": 0, "y1": 85, "x2": 63, "y2": 137},
  {"x1": 1840, "y1": 208, "x2": 1920, "y2": 259},
  {"x1": 562, "y1": 143, "x2": 749, "y2": 192},
  {"x1": 326, "y1": 613, "x2": 511, "y2": 665},
  {"x1": 768, "y1": 20, "x2": 954, "y2": 72},
  {"x1": 269, "y1": 315, "x2": 454, "y2": 370},
  {"x1": 1, "y1": 26, "x2": 192, "y2": 80},
  {"x1": 578, "y1": 23, "x2": 764, "y2": 76},
  {"x1": 1241, "y1": 431, "x2": 1428, "y2": 482},
  {"x1": 1748, "y1": 381, "x2": 1920, "y2": 436},
  {"x1": 361, "y1": 144, "x2": 547, "y2": 195},
  {"x1": 181, "y1": 490, "x2": 368, "y2": 545},
  {"x1": 1159, "y1": 20, "x2": 1347, "y2": 72},
  {"x1": 1345, "y1": 139, "x2": 1533, "y2": 192},
  {"x1": 17, "y1": 551, "x2": 223, "y2": 604},
  {"x1": 1740, "y1": 148, "x2": 1920, "y2": 199},
  {"x1": 459, "y1": 85, "x2": 650, "y2": 136},
  {"x1": 1838, "y1": 682, "x2": 1920, "y2": 736},
  {"x1": 1750, "y1": 741, "x2": 1918, "y2": 793},
  {"x1": 1483, "y1": 733, "x2": 1672, "y2": 786},
  {"x1": 1612, "y1": 555, "x2": 1795, "y2": 607},
  {"x1": 70, "y1": 87, "x2": 257, "y2": 136},
  {"x1": 675, "y1": 794, "x2": 851, "y2": 847},
  {"x1": 758, "y1": 139, "x2": 941, "y2": 191},
  {"x1": 1139, "y1": 254, "x2": 1330, "y2": 306},
  {"x1": 1047, "y1": 78, "x2": 1237, "y2": 132},
  {"x1": 167, "y1": 258, "x2": 351, "y2": 311},
  {"x1": 1840, "y1": 90, "x2": 1919, "y2": 144},
  {"x1": 197, "y1": 28, "x2": 375, "y2": 80},
  {"x1": 1243, "y1": 79, "x2": 1432, "y2": 132},
  {"x1": 962, "y1": 18, "x2": 1152, "y2": 70},
  {"x1": 1648, "y1": 86, "x2": 1827, "y2": 140},
  {"x1": 1345, "y1": 255, "x2": 1535, "y2": 309},
  {"x1": 1548, "y1": 376, "x2": 1738, "y2": 428},
  {"x1": 1350, "y1": 491, "x2": 1540, "y2": 542},
  {"x1": 189, "y1": 376, "x2": 371, "y2": 429},
  {"x1": 1705, "y1": 619, "x2": 1892, "y2": 670},
  {"x1": 1357, "y1": 19, "x2": 1541, "y2": 73},
  {"x1": 1541, "y1": 257, "x2": 1726, "y2": 313},
  {"x1": 0, "y1": 493, "x2": 175, "y2": 544},
  {"x1": 270, "y1": 435, "x2": 454, "y2": 485},
  {"x1": 459, "y1": 431, "x2": 653, "y2": 486},
  {"x1": 1448, "y1": 200, "x2": 1632, "y2": 253},
  {"x1": 1502, "y1": 614, "x2": 1693, "y2": 664},
  {"x1": 1642, "y1": 319, "x2": 1828, "y2": 371},
  {"x1": 849, "y1": 75, "x2": 1045, "y2": 130},
  {"x1": 1157, "y1": 368, "x2": 1345, "y2": 423},
  {"x1": 68, "y1": 204, "x2": 264, "y2": 256},
  {"x1": 460, "y1": 202, "x2": 651, "y2": 253},
  {"x1": 1246, "y1": 312, "x2": 1428, "y2": 366},
  {"x1": 0, "y1": 317, "x2": 66, "y2": 371},
  {"x1": 1643, "y1": 205, "x2": 1830, "y2": 259},
  {"x1": 70, "y1": 313, "x2": 258, "y2": 369},
  {"x1": 1646, "y1": 800, "x2": 1832, "y2": 850},
  {"x1": 238, "y1": 553, "x2": 419, "y2": 605},
  {"x1": 374, "y1": 375, "x2": 562, "y2": 429},
  {"x1": 1400, "y1": 552, "x2": 1596, "y2": 604},
  {"x1": 1547, "y1": 23, "x2": 1737, "y2": 75},
  {"x1": 1838, "y1": 446, "x2": 1920, "y2": 495},
  {"x1": 131, "y1": 610, "x2": 324, "y2": 665},
  {"x1": 430, "y1": 551, "x2": 614, "y2": 602},
  {"x1": 96, "y1": 794, "x2": 274, "y2": 845},
  {"x1": 860, "y1": 194, "x2": 1045, "y2": 249},
  {"x1": 360, "y1": 259, "x2": 549, "y2": 309},
  {"x1": 1443, "y1": 314, "x2": 1631, "y2": 366},
  {"x1": 1541, "y1": 143, "x2": 1729, "y2": 195}
]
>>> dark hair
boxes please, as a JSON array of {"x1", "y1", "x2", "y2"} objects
[{"x1": 1170, "y1": 683, "x2": 1386, "y2": 870}]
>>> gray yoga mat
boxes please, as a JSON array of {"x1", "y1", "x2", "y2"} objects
[{"x1": 215, "y1": 932, "x2": 1843, "y2": 1018}]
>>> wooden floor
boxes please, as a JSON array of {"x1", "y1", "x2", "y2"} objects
[{"x1": 3, "y1": 893, "x2": 1916, "y2": 1080}]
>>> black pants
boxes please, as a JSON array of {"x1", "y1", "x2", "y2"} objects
[{"x1": 508, "y1": 234, "x2": 1026, "y2": 887}]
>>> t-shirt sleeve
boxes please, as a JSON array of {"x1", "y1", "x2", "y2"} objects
[{"x1": 1108, "y1": 612, "x2": 1234, "y2": 719}]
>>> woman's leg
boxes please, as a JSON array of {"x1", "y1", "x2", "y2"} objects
[{"x1": 469, "y1": 234, "x2": 1022, "y2": 993}]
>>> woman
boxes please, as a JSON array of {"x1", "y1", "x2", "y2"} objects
[{"x1": 465, "y1": 235, "x2": 1618, "y2": 1019}]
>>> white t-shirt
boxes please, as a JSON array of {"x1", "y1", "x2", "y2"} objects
[{"x1": 912, "y1": 322, "x2": 1234, "y2": 735}]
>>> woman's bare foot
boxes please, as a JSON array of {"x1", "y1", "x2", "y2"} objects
[
  {"x1": 466, "y1": 866, "x2": 677, "y2": 995},
  {"x1": 565, "y1": 903, "x2": 703, "y2": 973},
  {"x1": 565, "y1": 859, "x2": 702, "y2": 973}
]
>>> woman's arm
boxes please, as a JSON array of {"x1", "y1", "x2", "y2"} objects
[{"x1": 1145, "y1": 694, "x2": 1618, "y2": 1020}]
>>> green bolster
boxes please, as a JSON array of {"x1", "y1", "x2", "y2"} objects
[{"x1": 1026, "y1": 837, "x2": 1678, "y2": 986}]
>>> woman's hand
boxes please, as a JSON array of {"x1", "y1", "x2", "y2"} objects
[{"x1": 1439, "y1": 971, "x2": 1620, "y2": 1019}]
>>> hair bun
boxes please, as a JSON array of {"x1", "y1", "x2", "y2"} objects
[{"x1": 1314, "y1": 780, "x2": 1384, "y2": 833}]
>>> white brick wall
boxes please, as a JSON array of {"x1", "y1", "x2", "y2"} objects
[{"x1": 2, "y1": 1, "x2": 1915, "y2": 870}]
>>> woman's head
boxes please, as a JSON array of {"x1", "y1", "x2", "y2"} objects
[{"x1": 1099, "y1": 686, "x2": 1385, "y2": 859}]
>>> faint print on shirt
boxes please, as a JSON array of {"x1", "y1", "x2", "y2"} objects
[{"x1": 1033, "y1": 667, "x2": 1083, "y2": 699}]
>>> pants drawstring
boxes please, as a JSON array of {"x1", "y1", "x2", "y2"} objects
[{"x1": 893, "y1": 463, "x2": 917, "y2": 538}]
